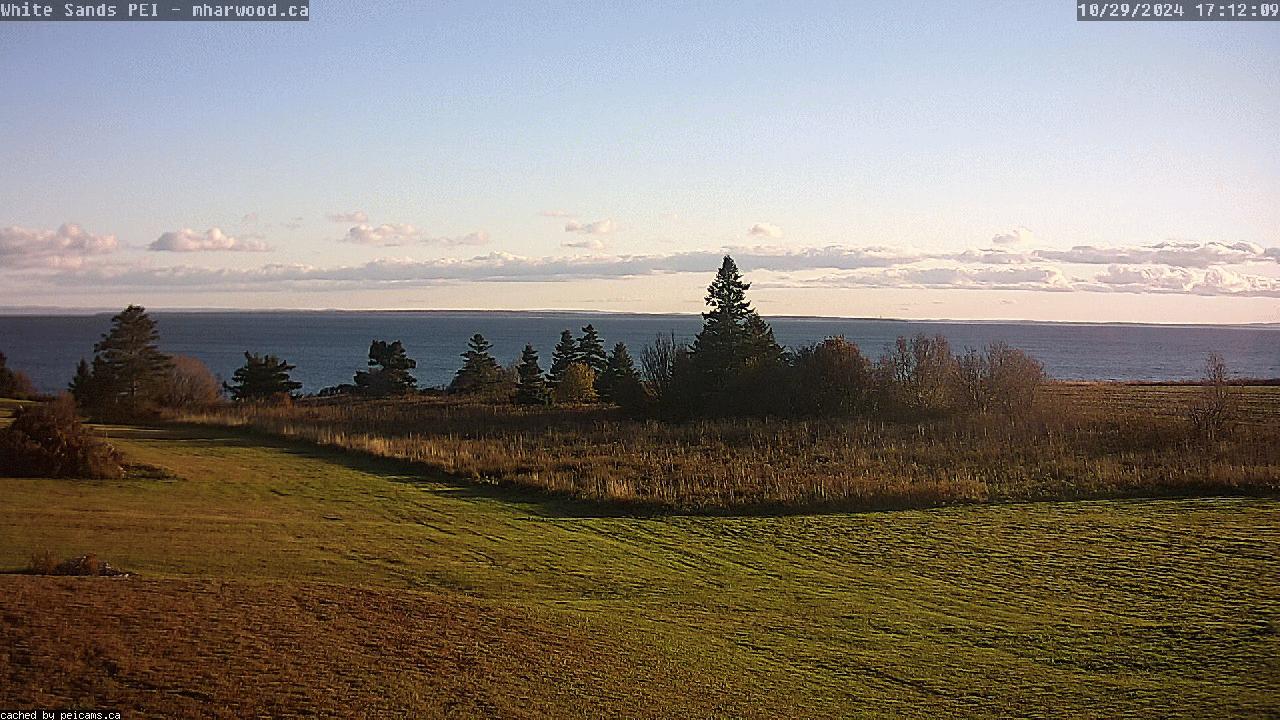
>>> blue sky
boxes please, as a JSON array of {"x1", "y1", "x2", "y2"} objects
[{"x1": 1, "y1": 2, "x2": 1277, "y2": 321}]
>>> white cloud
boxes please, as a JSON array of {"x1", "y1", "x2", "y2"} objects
[
  {"x1": 342, "y1": 223, "x2": 423, "y2": 246},
  {"x1": 563, "y1": 238, "x2": 607, "y2": 251},
  {"x1": 447, "y1": 230, "x2": 492, "y2": 247},
  {"x1": 241, "y1": 212, "x2": 260, "y2": 224},
  {"x1": 342, "y1": 224, "x2": 492, "y2": 248},
  {"x1": 150, "y1": 227, "x2": 270, "y2": 253},
  {"x1": 747, "y1": 222, "x2": 783, "y2": 239},
  {"x1": 327, "y1": 210, "x2": 369, "y2": 224},
  {"x1": 0, "y1": 223, "x2": 119, "y2": 268},
  {"x1": 565, "y1": 218, "x2": 616, "y2": 235},
  {"x1": 992, "y1": 226, "x2": 1035, "y2": 246}
]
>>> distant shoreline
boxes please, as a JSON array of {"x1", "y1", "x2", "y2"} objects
[{"x1": 1, "y1": 307, "x2": 1277, "y2": 329}]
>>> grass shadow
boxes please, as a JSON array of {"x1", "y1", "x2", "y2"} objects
[{"x1": 110, "y1": 422, "x2": 663, "y2": 520}]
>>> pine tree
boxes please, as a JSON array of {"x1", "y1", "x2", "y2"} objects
[
  {"x1": 89, "y1": 305, "x2": 174, "y2": 407},
  {"x1": 514, "y1": 344, "x2": 550, "y2": 405},
  {"x1": 598, "y1": 342, "x2": 642, "y2": 404},
  {"x1": 576, "y1": 324, "x2": 608, "y2": 375},
  {"x1": 450, "y1": 333, "x2": 503, "y2": 394},
  {"x1": 354, "y1": 340, "x2": 418, "y2": 396},
  {"x1": 224, "y1": 352, "x2": 302, "y2": 402},
  {"x1": 547, "y1": 329, "x2": 578, "y2": 389}
]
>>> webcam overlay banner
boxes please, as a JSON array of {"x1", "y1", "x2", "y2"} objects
[{"x1": 0, "y1": 1, "x2": 308, "y2": 20}]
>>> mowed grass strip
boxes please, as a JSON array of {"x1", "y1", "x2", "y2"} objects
[{"x1": 1, "y1": 418, "x2": 1277, "y2": 717}]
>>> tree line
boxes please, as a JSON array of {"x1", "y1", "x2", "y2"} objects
[
  {"x1": 4, "y1": 256, "x2": 1052, "y2": 422},
  {"x1": 435, "y1": 256, "x2": 1047, "y2": 422}
]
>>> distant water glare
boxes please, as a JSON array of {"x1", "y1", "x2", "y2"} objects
[{"x1": 2, "y1": 311, "x2": 1277, "y2": 393}]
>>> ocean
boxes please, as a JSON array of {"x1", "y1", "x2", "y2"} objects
[{"x1": 1, "y1": 311, "x2": 1277, "y2": 394}]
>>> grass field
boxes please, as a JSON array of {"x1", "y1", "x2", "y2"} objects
[{"x1": 1, "y1": 402, "x2": 1277, "y2": 717}]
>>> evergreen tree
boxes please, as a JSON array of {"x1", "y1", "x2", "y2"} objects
[
  {"x1": 354, "y1": 340, "x2": 418, "y2": 396},
  {"x1": 88, "y1": 305, "x2": 174, "y2": 407},
  {"x1": 449, "y1": 333, "x2": 503, "y2": 394},
  {"x1": 68, "y1": 358, "x2": 105, "y2": 407},
  {"x1": 513, "y1": 344, "x2": 550, "y2": 405},
  {"x1": 598, "y1": 342, "x2": 642, "y2": 405},
  {"x1": 224, "y1": 352, "x2": 302, "y2": 402},
  {"x1": 688, "y1": 256, "x2": 782, "y2": 388},
  {"x1": 576, "y1": 324, "x2": 608, "y2": 375},
  {"x1": 547, "y1": 329, "x2": 578, "y2": 389},
  {"x1": 683, "y1": 256, "x2": 785, "y2": 415}
]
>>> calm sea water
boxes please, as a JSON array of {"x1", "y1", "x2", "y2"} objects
[{"x1": 1, "y1": 311, "x2": 1277, "y2": 394}]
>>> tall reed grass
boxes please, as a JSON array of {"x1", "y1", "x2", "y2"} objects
[{"x1": 173, "y1": 384, "x2": 1280, "y2": 512}]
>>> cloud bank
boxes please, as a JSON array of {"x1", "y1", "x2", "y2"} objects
[{"x1": 36, "y1": 240, "x2": 1280, "y2": 298}]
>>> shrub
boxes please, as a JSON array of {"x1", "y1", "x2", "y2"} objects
[
  {"x1": 156, "y1": 355, "x2": 223, "y2": 409},
  {"x1": 952, "y1": 341, "x2": 1045, "y2": 416},
  {"x1": 1187, "y1": 353, "x2": 1236, "y2": 443},
  {"x1": 875, "y1": 334, "x2": 956, "y2": 419},
  {"x1": 791, "y1": 336, "x2": 872, "y2": 417},
  {"x1": 26, "y1": 551, "x2": 127, "y2": 576},
  {"x1": 0, "y1": 352, "x2": 36, "y2": 399},
  {"x1": 554, "y1": 363, "x2": 598, "y2": 404},
  {"x1": 0, "y1": 395, "x2": 123, "y2": 479}
]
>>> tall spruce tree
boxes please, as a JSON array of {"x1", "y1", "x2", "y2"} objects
[
  {"x1": 598, "y1": 341, "x2": 642, "y2": 405},
  {"x1": 450, "y1": 333, "x2": 503, "y2": 394},
  {"x1": 88, "y1": 305, "x2": 173, "y2": 407},
  {"x1": 514, "y1": 344, "x2": 550, "y2": 405},
  {"x1": 547, "y1": 329, "x2": 578, "y2": 389},
  {"x1": 576, "y1": 324, "x2": 608, "y2": 375},
  {"x1": 684, "y1": 256, "x2": 783, "y2": 414},
  {"x1": 354, "y1": 340, "x2": 418, "y2": 396},
  {"x1": 689, "y1": 256, "x2": 780, "y2": 380},
  {"x1": 224, "y1": 352, "x2": 302, "y2": 402}
]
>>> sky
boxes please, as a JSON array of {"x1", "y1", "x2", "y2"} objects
[{"x1": 0, "y1": 1, "x2": 1277, "y2": 323}]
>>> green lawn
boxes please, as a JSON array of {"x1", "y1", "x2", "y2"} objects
[{"x1": 1, "y1": 418, "x2": 1277, "y2": 717}]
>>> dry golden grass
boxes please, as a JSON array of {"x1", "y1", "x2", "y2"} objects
[
  {"x1": 173, "y1": 383, "x2": 1280, "y2": 512},
  {"x1": 0, "y1": 576, "x2": 788, "y2": 719}
]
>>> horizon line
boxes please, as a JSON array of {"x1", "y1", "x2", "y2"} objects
[{"x1": 0, "y1": 305, "x2": 1276, "y2": 329}]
